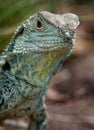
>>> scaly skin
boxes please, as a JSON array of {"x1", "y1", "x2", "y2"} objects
[{"x1": 0, "y1": 11, "x2": 79, "y2": 130}]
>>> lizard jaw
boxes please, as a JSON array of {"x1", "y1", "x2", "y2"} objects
[
  {"x1": 13, "y1": 41, "x2": 73, "y2": 54},
  {"x1": 13, "y1": 37, "x2": 74, "y2": 54},
  {"x1": 33, "y1": 42, "x2": 73, "y2": 51}
]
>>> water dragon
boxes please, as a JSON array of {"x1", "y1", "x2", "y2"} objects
[{"x1": 0, "y1": 11, "x2": 79, "y2": 130}]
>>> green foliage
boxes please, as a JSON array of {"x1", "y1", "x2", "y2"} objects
[
  {"x1": 0, "y1": 0, "x2": 45, "y2": 27},
  {"x1": 0, "y1": 33, "x2": 12, "y2": 53}
]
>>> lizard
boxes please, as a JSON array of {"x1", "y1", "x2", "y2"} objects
[{"x1": 0, "y1": 11, "x2": 80, "y2": 130}]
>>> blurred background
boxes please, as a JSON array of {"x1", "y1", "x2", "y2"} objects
[{"x1": 0, "y1": 0, "x2": 94, "y2": 130}]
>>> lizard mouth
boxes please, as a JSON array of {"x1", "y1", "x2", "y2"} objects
[
  {"x1": 27, "y1": 38, "x2": 73, "y2": 49},
  {"x1": 34, "y1": 42, "x2": 69, "y2": 51},
  {"x1": 34, "y1": 41, "x2": 66, "y2": 48},
  {"x1": 32, "y1": 40, "x2": 74, "y2": 52},
  {"x1": 13, "y1": 40, "x2": 73, "y2": 54}
]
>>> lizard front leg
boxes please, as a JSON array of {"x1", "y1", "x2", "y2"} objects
[{"x1": 28, "y1": 98, "x2": 47, "y2": 130}]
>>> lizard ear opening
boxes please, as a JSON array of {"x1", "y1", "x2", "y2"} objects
[
  {"x1": 2, "y1": 61, "x2": 10, "y2": 71},
  {"x1": 17, "y1": 26, "x2": 24, "y2": 36},
  {"x1": 13, "y1": 26, "x2": 25, "y2": 39}
]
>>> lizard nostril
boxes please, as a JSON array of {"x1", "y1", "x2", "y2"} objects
[
  {"x1": 66, "y1": 36, "x2": 71, "y2": 41},
  {"x1": 65, "y1": 32, "x2": 71, "y2": 42}
]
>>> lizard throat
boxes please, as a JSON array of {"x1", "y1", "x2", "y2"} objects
[{"x1": 11, "y1": 48, "x2": 69, "y2": 88}]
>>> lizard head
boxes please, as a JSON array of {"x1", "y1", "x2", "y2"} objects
[
  {"x1": 11, "y1": 11, "x2": 79, "y2": 55},
  {"x1": 3, "y1": 11, "x2": 80, "y2": 87}
]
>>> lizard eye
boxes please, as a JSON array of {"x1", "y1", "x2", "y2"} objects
[{"x1": 36, "y1": 20, "x2": 43, "y2": 29}]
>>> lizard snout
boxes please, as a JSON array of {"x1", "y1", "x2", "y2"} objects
[{"x1": 58, "y1": 28, "x2": 72, "y2": 43}]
